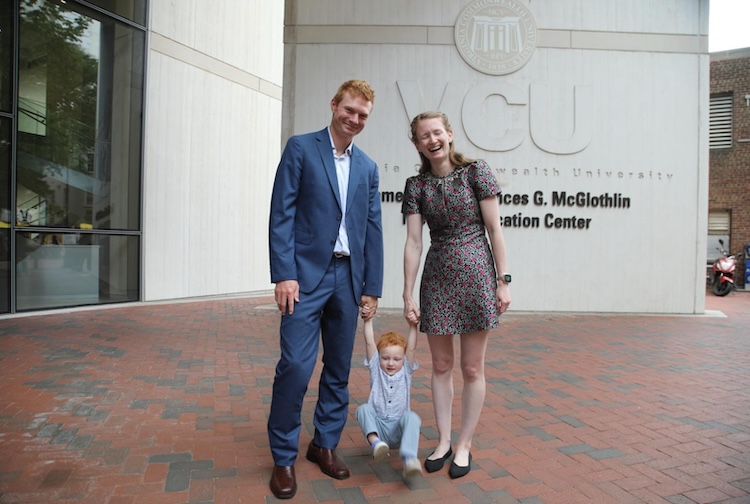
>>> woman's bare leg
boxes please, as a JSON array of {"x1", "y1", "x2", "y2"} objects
[
  {"x1": 453, "y1": 330, "x2": 489, "y2": 466},
  {"x1": 426, "y1": 334, "x2": 455, "y2": 459}
]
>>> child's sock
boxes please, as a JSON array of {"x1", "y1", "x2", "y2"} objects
[{"x1": 371, "y1": 438, "x2": 382, "y2": 449}]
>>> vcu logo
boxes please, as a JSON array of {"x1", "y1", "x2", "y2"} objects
[{"x1": 454, "y1": 0, "x2": 537, "y2": 75}]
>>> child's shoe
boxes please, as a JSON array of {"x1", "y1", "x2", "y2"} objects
[
  {"x1": 372, "y1": 441, "x2": 390, "y2": 462},
  {"x1": 402, "y1": 457, "x2": 423, "y2": 479}
]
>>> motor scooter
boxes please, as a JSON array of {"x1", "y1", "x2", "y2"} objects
[{"x1": 707, "y1": 239, "x2": 740, "y2": 296}]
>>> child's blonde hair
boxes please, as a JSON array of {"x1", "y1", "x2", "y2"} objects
[{"x1": 376, "y1": 331, "x2": 407, "y2": 353}]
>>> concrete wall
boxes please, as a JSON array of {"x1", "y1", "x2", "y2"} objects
[
  {"x1": 143, "y1": 0, "x2": 283, "y2": 301},
  {"x1": 283, "y1": 0, "x2": 710, "y2": 314},
  {"x1": 140, "y1": 0, "x2": 709, "y2": 314}
]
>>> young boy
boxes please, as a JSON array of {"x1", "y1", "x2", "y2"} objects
[{"x1": 355, "y1": 318, "x2": 422, "y2": 479}]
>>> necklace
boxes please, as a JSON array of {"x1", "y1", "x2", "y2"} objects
[
  {"x1": 430, "y1": 166, "x2": 455, "y2": 178},
  {"x1": 429, "y1": 166, "x2": 461, "y2": 186}
]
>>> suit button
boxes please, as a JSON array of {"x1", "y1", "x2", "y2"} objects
[
  {"x1": 330, "y1": 240, "x2": 335, "y2": 245},
  {"x1": 337, "y1": 214, "x2": 342, "y2": 221}
]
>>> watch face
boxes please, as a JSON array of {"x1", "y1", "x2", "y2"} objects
[{"x1": 503, "y1": 274, "x2": 512, "y2": 283}]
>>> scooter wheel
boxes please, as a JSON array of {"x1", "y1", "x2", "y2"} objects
[{"x1": 712, "y1": 280, "x2": 734, "y2": 297}]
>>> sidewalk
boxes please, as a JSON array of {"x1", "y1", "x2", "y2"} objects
[{"x1": 0, "y1": 291, "x2": 749, "y2": 504}]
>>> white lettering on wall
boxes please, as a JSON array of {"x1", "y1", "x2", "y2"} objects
[
  {"x1": 396, "y1": 80, "x2": 594, "y2": 155},
  {"x1": 530, "y1": 84, "x2": 593, "y2": 154},
  {"x1": 463, "y1": 82, "x2": 526, "y2": 151}
]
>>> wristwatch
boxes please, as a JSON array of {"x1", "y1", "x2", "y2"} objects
[{"x1": 498, "y1": 273, "x2": 511, "y2": 284}]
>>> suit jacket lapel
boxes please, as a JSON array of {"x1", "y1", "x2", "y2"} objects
[
  {"x1": 346, "y1": 147, "x2": 364, "y2": 212},
  {"x1": 315, "y1": 129, "x2": 343, "y2": 211}
]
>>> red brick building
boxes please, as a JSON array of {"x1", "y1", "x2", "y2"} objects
[{"x1": 709, "y1": 47, "x2": 750, "y2": 289}]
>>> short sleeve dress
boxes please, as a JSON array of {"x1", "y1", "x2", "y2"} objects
[{"x1": 402, "y1": 160, "x2": 501, "y2": 335}]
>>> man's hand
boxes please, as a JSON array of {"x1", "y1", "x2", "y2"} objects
[
  {"x1": 275, "y1": 280, "x2": 299, "y2": 315},
  {"x1": 359, "y1": 295, "x2": 379, "y2": 321}
]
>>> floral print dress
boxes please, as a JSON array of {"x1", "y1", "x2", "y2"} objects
[{"x1": 402, "y1": 160, "x2": 501, "y2": 335}]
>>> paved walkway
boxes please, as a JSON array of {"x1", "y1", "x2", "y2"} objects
[{"x1": 0, "y1": 291, "x2": 749, "y2": 504}]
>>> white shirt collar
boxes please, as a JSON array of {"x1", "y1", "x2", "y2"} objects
[{"x1": 327, "y1": 127, "x2": 352, "y2": 157}]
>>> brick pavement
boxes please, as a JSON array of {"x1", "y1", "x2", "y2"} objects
[{"x1": 0, "y1": 291, "x2": 749, "y2": 504}]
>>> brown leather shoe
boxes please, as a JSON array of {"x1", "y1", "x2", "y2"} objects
[
  {"x1": 270, "y1": 465, "x2": 296, "y2": 499},
  {"x1": 305, "y1": 441, "x2": 350, "y2": 479}
]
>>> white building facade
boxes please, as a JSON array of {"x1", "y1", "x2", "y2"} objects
[
  {"x1": 0, "y1": 0, "x2": 709, "y2": 315},
  {"x1": 282, "y1": 0, "x2": 710, "y2": 314}
]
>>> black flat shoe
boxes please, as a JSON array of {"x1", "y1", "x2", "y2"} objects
[
  {"x1": 448, "y1": 452, "x2": 472, "y2": 479},
  {"x1": 424, "y1": 447, "x2": 453, "y2": 473}
]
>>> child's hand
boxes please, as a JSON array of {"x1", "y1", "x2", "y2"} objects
[
  {"x1": 360, "y1": 296, "x2": 378, "y2": 321},
  {"x1": 360, "y1": 304, "x2": 374, "y2": 320},
  {"x1": 403, "y1": 301, "x2": 420, "y2": 326}
]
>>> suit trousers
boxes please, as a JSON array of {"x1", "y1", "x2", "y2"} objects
[
  {"x1": 356, "y1": 403, "x2": 421, "y2": 460},
  {"x1": 268, "y1": 256, "x2": 359, "y2": 465}
]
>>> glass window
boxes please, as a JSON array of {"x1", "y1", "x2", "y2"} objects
[
  {"x1": 85, "y1": 0, "x2": 148, "y2": 26},
  {"x1": 707, "y1": 210, "x2": 731, "y2": 263},
  {"x1": 17, "y1": 0, "x2": 144, "y2": 231},
  {"x1": 1, "y1": 119, "x2": 10, "y2": 313},
  {"x1": 0, "y1": 0, "x2": 12, "y2": 113},
  {"x1": 16, "y1": 231, "x2": 139, "y2": 311}
]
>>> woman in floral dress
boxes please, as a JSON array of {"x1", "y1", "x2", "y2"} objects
[{"x1": 402, "y1": 111, "x2": 511, "y2": 479}]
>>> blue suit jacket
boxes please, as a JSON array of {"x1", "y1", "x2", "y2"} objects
[{"x1": 269, "y1": 128, "x2": 384, "y2": 301}]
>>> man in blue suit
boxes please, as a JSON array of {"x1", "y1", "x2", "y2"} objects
[{"x1": 267, "y1": 80, "x2": 384, "y2": 499}]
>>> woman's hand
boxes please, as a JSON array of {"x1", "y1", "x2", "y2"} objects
[
  {"x1": 403, "y1": 297, "x2": 420, "y2": 324},
  {"x1": 496, "y1": 283, "x2": 511, "y2": 315}
]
